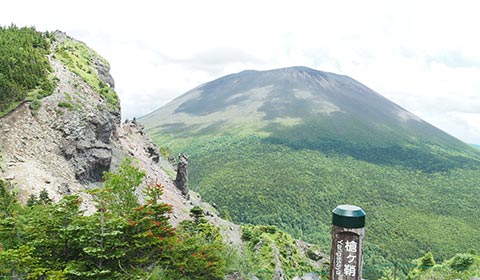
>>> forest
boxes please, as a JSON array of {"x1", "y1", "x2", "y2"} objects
[
  {"x1": 0, "y1": 25, "x2": 54, "y2": 116},
  {"x1": 161, "y1": 133, "x2": 480, "y2": 279}
]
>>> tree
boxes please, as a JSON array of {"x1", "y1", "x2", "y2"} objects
[
  {"x1": 0, "y1": 25, "x2": 53, "y2": 115},
  {"x1": 0, "y1": 245, "x2": 38, "y2": 279},
  {"x1": 419, "y1": 252, "x2": 435, "y2": 270},
  {"x1": 172, "y1": 206, "x2": 226, "y2": 280},
  {"x1": 0, "y1": 179, "x2": 18, "y2": 218},
  {"x1": 125, "y1": 183, "x2": 176, "y2": 269},
  {"x1": 448, "y1": 253, "x2": 474, "y2": 271},
  {"x1": 0, "y1": 180, "x2": 20, "y2": 250},
  {"x1": 379, "y1": 268, "x2": 395, "y2": 280},
  {"x1": 26, "y1": 194, "x2": 37, "y2": 207},
  {"x1": 39, "y1": 188, "x2": 52, "y2": 205},
  {"x1": 102, "y1": 157, "x2": 145, "y2": 217},
  {"x1": 18, "y1": 194, "x2": 83, "y2": 273},
  {"x1": 68, "y1": 189, "x2": 127, "y2": 278}
]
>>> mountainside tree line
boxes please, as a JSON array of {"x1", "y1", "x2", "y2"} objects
[
  {"x1": 0, "y1": 25, "x2": 55, "y2": 116},
  {"x1": 264, "y1": 117, "x2": 480, "y2": 173},
  {"x1": 402, "y1": 251, "x2": 480, "y2": 280}
]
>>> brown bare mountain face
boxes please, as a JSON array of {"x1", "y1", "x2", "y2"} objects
[{"x1": 141, "y1": 66, "x2": 480, "y2": 278}]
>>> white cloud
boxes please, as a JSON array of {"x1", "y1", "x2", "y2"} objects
[{"x1": 1, "y1": 0, "x2": 480, "y2": 143}]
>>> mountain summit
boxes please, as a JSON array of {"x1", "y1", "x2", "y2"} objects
[{"x1": 143, "y1": 66, "x2": 408, "y2": 120}]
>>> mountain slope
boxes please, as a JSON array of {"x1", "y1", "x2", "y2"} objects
[
  {"x1": 142, "y1": 66, "x2": 480, "y2": 278},
  {"x1": 0, "y1": 28, "x2": 326, "y2": 279},
  {"x1": 142, "y1": 66, "x2": 480, "y2": 172}
]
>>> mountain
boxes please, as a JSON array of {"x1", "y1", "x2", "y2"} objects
[
  {"x1": 142, "y1": 66, "x2": 479, "y2": 172},
  {"x1": 142, "y1": 66, "x2": 480, "y2": 278},
  {"x1": 0, "y1": 27, "x2": 326, "y2": 279}
]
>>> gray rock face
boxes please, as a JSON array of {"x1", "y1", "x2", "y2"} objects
[
  {"x1": 122, "y1": 119, "x2": 160, "y2": 164},
  {"x1": 145, "y1": 145, "x2": 160, "y2": 163},
  {"x1": 92, "y1": 57, "x2": 115, "y2": 89},
  {"x1": 174, "y1": 153, "x2": 189, "y2": 198},
  {"x1": 57, "y1": 181, "x2": 71, "y2": 195},
  {"x1": 58, "y1": 112, "x2": 116, "y2": 182}
]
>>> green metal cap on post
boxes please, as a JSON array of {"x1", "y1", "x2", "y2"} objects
[{"x1": 332, "y1": 204, "x2": 366, "y2": 228}]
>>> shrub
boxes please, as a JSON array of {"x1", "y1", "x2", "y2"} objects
[
  {"x1": 29, "y1": 100, "x2": 42, "y2": 111},
  {"x1": 58, "y1": 101, "x2": 73, "y2": 110},
  {"x1": 448, "y1": 253, "x2": 474, "y2": 271}
]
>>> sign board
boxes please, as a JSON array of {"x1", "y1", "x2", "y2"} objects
[{"x1": 330, "y1": 205, "x2": 366, "y2": 280}]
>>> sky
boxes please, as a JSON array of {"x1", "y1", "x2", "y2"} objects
[{"x1": 2, "y1": 0, "x2": 480, "y2": 144}]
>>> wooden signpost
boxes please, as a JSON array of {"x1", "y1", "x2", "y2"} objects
[{"x1": 330, "y1": 205, "x2": 366, "y2": 280}]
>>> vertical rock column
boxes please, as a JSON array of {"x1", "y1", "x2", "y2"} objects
[{"x1": 174, "y1": 153, "x2": 189, "y2": 199}]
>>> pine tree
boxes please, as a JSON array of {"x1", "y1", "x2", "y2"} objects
[{"x1": 0, "y1": 180, "x2": 20, "y2": 250}]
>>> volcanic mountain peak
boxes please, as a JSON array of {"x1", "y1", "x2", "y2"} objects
[
  {"x1": 143, "y1": 66, "x2": 418, "y2": 131},
  {"x1": 142, "y1": 66, "x2": 479, "y2": 170}
]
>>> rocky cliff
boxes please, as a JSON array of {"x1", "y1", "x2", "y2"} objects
[
  {"x1": 0, "y1": 31, "x2": 326, "y2": 279},
  {"x1": 0, "y1": 32, "x2": 239, "y2": 234}
]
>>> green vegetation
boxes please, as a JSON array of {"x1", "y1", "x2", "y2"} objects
[
  {"x1": 143, "y1": 64, "x2": 480, "y2": 279},
  {"x1": 54, "y1": 36, "x2": 120, "y2": 111},
  {"x1": 0, "y1": 25, "x2": 55, "y2": 117},
  {"x1": 0, "y1": 145, "x2": 5, "y2": 172},
  {"x1": 153, "y1": 133, "x2": 480, "y2": 279},
  {"x1": 401, "y1": 252, "x2": 480, "y2": 280},
  {"x1": 264, "y1": 117, "x2": 480, "y2": 173},
  {"x1": 241, "y1": 224, "x2": 327, "y2": 279},
  {"x1": 58, "y1": 101, "x2": 74, "y2": 110},
  {"x1": 0, "y1": 159, "x2": 235, "y2": 279}
]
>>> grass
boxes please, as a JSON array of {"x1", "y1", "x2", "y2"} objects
[
  {"x1": 54, "y1": 38, "x2": 120, "y2": 112},
  {"x1": 58, "y1": 101, "x2": 73, "y2": 110},
  {"x1": 241, "y1": 224, "x2": 327, "y2": 279}
]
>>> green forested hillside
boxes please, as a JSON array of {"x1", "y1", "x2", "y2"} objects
[
  {"x1": 159, "y1": 134, "x2": 480, "y2": 278},
  {"x1": 142, "y1": 67, "x2": 480, "y2": 279},
  {"x1": 0, "y1": 25, "x2": 55, "y2": 116}
]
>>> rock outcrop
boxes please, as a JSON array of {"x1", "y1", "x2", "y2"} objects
[
  {"x1": 58, "y1": 112, "x2": 116, "y2": 182},
  {"x1": 174, "y1": 153, "x2": 190, "y2": 198},
  {"x1": 92, "y1": 56, "x2": 115, "y2": 89}
]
